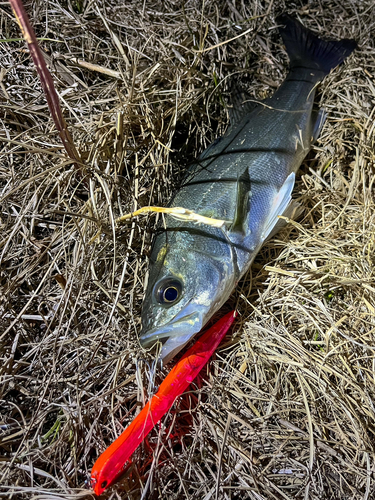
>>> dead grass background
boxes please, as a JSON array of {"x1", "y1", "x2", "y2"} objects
[{"x1": 1, "y1": 0, "x2": 375, "y2": 498}]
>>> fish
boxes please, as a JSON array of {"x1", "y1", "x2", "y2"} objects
[{"x1": 139, "y1": 14, "x2": 356, "y2": 364}]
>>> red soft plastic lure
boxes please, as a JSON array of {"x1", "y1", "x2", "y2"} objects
[{"x1": 91, "y1": 310, "x2": 236, "y2": 495}]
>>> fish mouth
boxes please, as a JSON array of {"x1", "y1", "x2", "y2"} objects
[{"x1": 140, "y1": 309, "x2": 204, "y2": 364}]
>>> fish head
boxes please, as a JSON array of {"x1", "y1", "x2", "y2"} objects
[{"x1": 140, "y1": 229, "x2": 235, "y2": 364}]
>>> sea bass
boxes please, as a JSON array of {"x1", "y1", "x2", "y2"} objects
[{"x1": 139, "y1": 14, "x2": 356, "y2": 363}]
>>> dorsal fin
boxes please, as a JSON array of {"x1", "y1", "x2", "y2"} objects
[
  {"x1": 197, "y1": 136, "x2": 223, "y2": 161},
  {"x1": 227, "y1": 80, "x2": 259, "y2": 128}
]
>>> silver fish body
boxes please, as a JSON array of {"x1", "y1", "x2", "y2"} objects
[{"x1": 140, "y1": 15, "x2": 356, "y2": 363}]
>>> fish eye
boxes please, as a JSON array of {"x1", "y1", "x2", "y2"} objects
[{"x1": 155, "y1": 278, "x2": 183, "y2": 306}]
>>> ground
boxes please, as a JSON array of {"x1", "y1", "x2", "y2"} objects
[{"x1": 1, "y1": 0, "x2": 375, "y2": 499}]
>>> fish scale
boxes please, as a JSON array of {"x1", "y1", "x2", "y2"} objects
[
  {"x1": 139, "y1": 14, "x2": 356, "y2": 364},
  {"x1": 177, "y1": 91, "x2": 313, "y2": 215}
]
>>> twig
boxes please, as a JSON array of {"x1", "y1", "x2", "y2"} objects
[{"x1": 8, "y1": 0, "x2": 82, "y2": 168}]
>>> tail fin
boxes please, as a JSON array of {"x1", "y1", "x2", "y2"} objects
[{"x1": 277, "y1": 14, "x2": 356, "y2": 76}]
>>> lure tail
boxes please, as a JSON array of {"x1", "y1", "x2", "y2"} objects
[
  {"x1": 91, "y1": 310, "x2": 236, "y2": 496},
  {"x1": 277, "y1": 14, "x2": 356, "y2": 79}
]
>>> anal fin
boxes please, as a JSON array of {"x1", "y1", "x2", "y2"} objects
[{"x1": 311, "y1": 108, "x2": 327, "y2": 143}]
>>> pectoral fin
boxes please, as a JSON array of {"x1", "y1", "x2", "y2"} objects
[
  {"x1": 261, "y1": 172, "x2": 296, "y2": 241},
  {"x1": 230, "y1": 170, "x2": 252, "y2": 233}
]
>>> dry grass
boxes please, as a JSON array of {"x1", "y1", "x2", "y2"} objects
[{"x1": 1, "y1": 0, "x2": 375, "y2": 498}]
